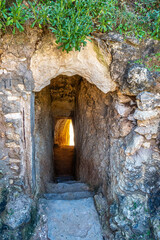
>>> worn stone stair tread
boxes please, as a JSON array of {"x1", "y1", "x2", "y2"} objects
[
  {"x1": 45, "y1": 197, "x2": 103, "y2": 240},
  {"x1": 46, "y1": 182, "x2": 90, "y2": 193},
  {"x1": 55, "y1": 176, "x2": 75, "y2": 183},
  {"x1": 44, "y1": 190, "x2": 94, "y2": 200},
  {"x1": 60, "y1": 180, "x2": 79, "y2": 184}
]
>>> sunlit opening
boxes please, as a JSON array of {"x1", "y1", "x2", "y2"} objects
[
  {"x1": 54, "y1": 118, "x2": 75, "y2": 146},
  {"x1": 69, "y1": 120, "x2": 74, "y2": 146}
]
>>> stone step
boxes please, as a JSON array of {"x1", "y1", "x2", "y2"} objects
[
  {"x1": 45, "y1": 198, "x2": 103, "y2": 240},
  {"x1": 46, "y1": 182, "x2": 90, "y2": 194},
  {"x1": 60, "y1": 180, "x2": 78, "y2": 184},
  {"x1": 44, "y1": 190, "x2": 94, "y2": 200},
  {"x1": 55, "y1": 176, "x2": 75, "y2": 183}
]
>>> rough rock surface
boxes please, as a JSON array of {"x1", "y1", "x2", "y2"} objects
[
  {"x1": 122, "y1": 64, "x2": 154, "y2": 95},
  {"x1": 94, "y1": 193, "x2": 114, "y2": 240},
  {"x1": 125, "y1": 133, "x2": 144, "y2": 156},
  {"x1": 2, "y1": 193, "x2": 33, "y2": 229},
  {"x1": 110, "y1": 194, "x2": 152, "y2": 239},
  {"x1": 136, "y1": 91, "x2": 160, "y2": 110},
  {"x1": 0, "y1": 187, "x2": 8, "y2": 214},
  {"x1": 30, "y1": 37, "x2": 116, "y2": 93},
  {"x1": 31, "y1": 199, "x2": 48, "y2": 240},
  {"x1": 46, "y1": 198, "x2": 103, "y2": 240},
  {"x1": 152, "y1": 214, "x2": 160, "y2": 239}
]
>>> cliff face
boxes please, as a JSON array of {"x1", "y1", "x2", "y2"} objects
[{"x1": 0, "y1": 29, "x2": 159, "y2": 239}]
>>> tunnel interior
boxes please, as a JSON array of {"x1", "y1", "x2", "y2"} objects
[
  {"x1": 54, "y1": 118, "x2": 75, "y2": 181},
  {"x1": 34, "y1": 74, "x2": 114, "y2": 193}
]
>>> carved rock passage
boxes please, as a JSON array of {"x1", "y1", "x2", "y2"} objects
[{"x1": 30, "y1": 37, "x2": 116, "y2": 93}]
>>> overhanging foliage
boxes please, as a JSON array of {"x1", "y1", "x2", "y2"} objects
[{"x1": 0, "y1": 0, "x2": 159, "y2": 52}]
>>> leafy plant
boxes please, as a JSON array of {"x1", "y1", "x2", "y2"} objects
[
  {"x1": 95, "y1": 0, "x2": 117, "y2": 32},
  {"x1": 134, "y1": 52, "x2": 160, "y2": 72},
  {"x1": 6, "y1": 0, "x2": 29, "y2": 33},
  {"x1": 29, "y1": 0, "x2": 50, "y2": 28},
  {"x1": 0, "y1": 0, "x2": 7, "y2": 30},
  {"x1": 49, "y1": 0, "x2": 93, "y2": 52},
  {"x1": 0, "y1": 0, "x2": 159, "y2": 52}
]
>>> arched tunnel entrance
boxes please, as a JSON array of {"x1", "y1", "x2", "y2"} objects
[{"x1": 34, "y1": 74, "x2": 113, "y2": 193}]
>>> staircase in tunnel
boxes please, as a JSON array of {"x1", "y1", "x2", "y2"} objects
[
  {"x1": 39, "y1": 181, "x2": 103, "y2": 240},
  {"x1": 35, "y1": 112, "x2": 104, "y2": 239}
]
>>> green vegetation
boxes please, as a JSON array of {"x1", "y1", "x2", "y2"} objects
[
  {"x1": 0, "y1": 0, "x2": 159, "y2": 52},
  {"x1": 133, "y1": 53, "x2": 160, "y2": 72}
]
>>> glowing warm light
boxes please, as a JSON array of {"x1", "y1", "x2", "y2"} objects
[{"x1": 69, "y1": 121, "x2": 74, "y2": 146}]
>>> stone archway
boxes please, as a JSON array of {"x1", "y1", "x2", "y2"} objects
[
  {"x1": 30, "y1": 36, "x2": 117, "y2": 193},
  {"x1": 33, "y1": 74, "x2": 114, "y2": 193},
  {"x1": 30, "y1": 37, "x2": 116, "y2": 93}
]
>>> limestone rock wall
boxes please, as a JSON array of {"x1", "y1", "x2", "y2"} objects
[
  {"x1": 75, "y1": 77, "x2": 160, "y2": 239},
  {"x1": 107, "y1": 90, "x2": 160, "y2": 240},
  {"x1": 34, "y1": 86, "x2": 53, "y2": 193},
  {"x1": 0, "y1": 29, "x2": 41, "y2": 195},
  {"x1": 0, "y1": 63, "x2": 33, "y2": 193},
  {"x1": 75, "y1": 79, "x2": 112, "y2": 187}
]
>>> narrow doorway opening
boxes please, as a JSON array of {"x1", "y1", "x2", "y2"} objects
[
  {"x1": 54, "y1": 118, "x2": 76, "y2": 182},
  {"x1": 34, "y1": 74, "x2": 110, "y2": 193}
]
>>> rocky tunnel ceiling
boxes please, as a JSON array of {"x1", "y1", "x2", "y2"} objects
[{"x1": 50, "y1": 75, "x2": 81, "y2": 118}]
